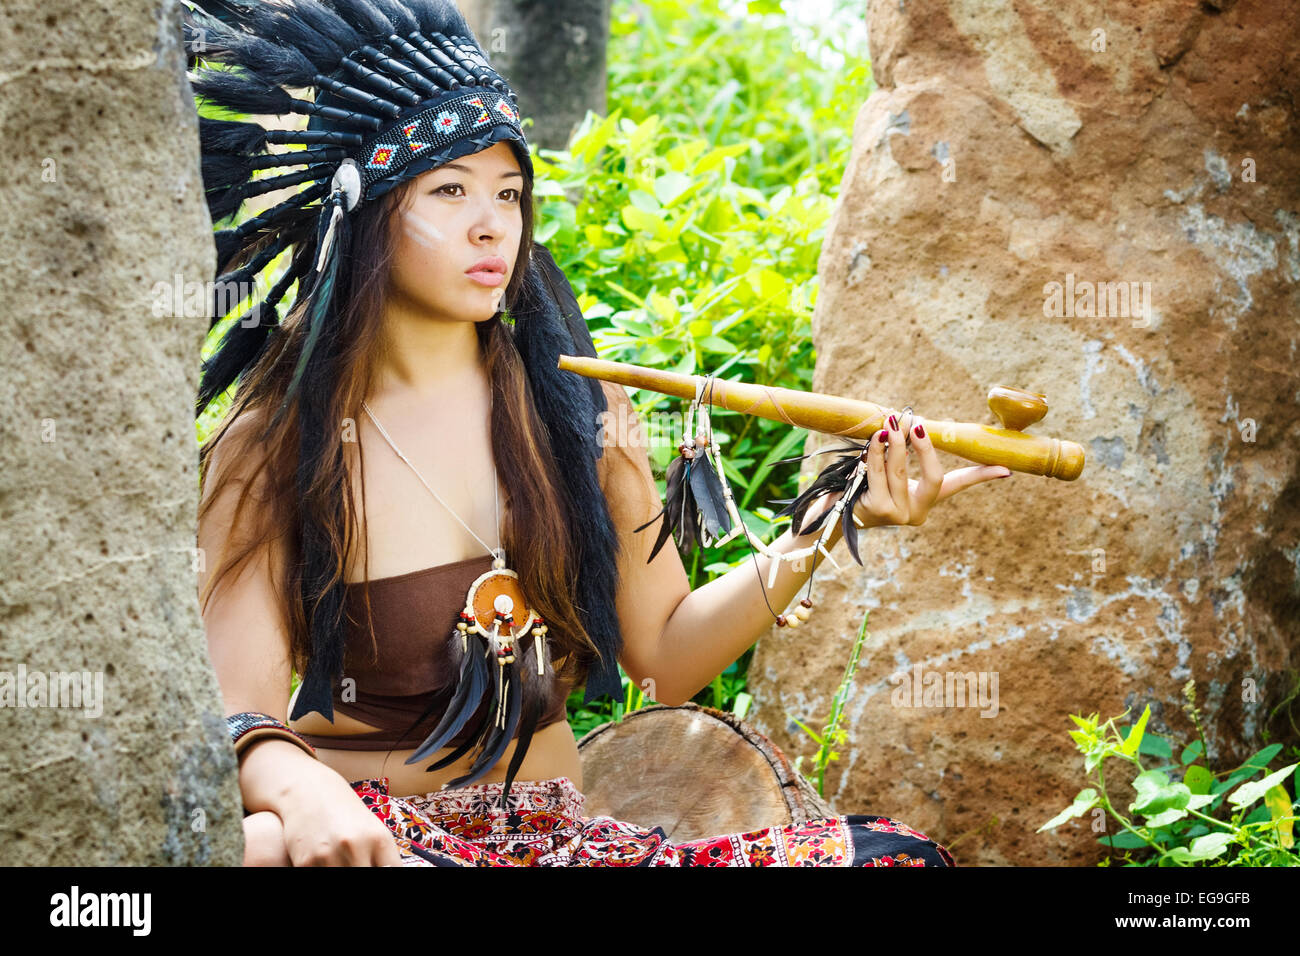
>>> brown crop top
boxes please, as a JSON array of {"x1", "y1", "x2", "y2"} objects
[{"x1": 294, "y1": 554, "x2": 571, "y2": 752}]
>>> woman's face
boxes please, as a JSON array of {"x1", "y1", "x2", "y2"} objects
[{"x1": 386, "y1": 140, "x2": 525, "y2": 324}]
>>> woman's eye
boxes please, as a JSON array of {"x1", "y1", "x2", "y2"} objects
[{"x1": 435, "y1": 183, "x2": 520, "y2": 202}]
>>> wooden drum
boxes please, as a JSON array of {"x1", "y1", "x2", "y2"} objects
[{"x1": 575, "y1": 702, "x2": 837, "y2": 843}]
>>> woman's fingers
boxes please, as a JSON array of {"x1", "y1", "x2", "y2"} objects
[
  {"x1": 907, "y1": 418, "x2": 943, "y2": 520},
  {"x1": 883, "y1": 415, "x2": 910, "y2": 522},
  {"x1": 862, "y1": 428, "x2": 890, "y2": 519},
  {"x1": 936, "y1": 464, "x2": 1013, "y2": 502}
]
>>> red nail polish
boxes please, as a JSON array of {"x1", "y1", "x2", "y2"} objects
[
  {"x1": 888, "y1": 415, "x2": 898, "y2": 430},
  {"x1": 877, "y1": 429, "x2": 888, "y2": 444},
  {"x1": 914, "y1": 424, "x2": 925, "y2": 439}
]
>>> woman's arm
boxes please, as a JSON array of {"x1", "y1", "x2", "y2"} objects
[
  {"x1": 597, "y1": 381, "x2": 841, "y2": 705},
  {"x1": 199, "y1": 412, "x2": 404, "y2": 866},
  {"x1": 604, "y1": 397, "x2": 1010, "y2": 706},
  {"x1": 197, "y1": 412, "x2": 341, "y2": 814}
]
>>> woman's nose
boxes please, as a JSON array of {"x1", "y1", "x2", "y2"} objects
[{"x1": 471, "y1": 195, "x2": 508, "y2": 240}]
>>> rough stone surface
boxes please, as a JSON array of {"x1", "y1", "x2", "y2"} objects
[
  {"x1": 461, "y1": 0, "x2": 610, "y2": 151},
  {"x1": 0, "y1": 0, "x2": 242, "y2": 864},
  {"x1": 749, "y1": 0, "x2": 1299, "y2": 865}
]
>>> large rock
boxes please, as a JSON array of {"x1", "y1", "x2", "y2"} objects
[
  {"x1": 0, "y1": 0, "x2": 241, "y2": 864},
  {"x1": 749, "y1": 0, "x2": 1299, "y2": 865}
]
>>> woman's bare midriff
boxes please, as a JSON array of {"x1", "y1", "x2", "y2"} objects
[{"x1": 287, "y1": 705, "x2": 583, "y2": 798}]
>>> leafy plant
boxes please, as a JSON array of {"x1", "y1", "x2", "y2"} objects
[
  {"x1": 1039, "y1": 681, "x2": 1300, "y2": 866},
  {"x1": 788, "y1": 610, "x2": 870, "y2": 797}
]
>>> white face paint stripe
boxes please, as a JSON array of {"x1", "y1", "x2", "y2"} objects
[{"x1": 404, "y1": 210, "x2": 445, "y2": 249}]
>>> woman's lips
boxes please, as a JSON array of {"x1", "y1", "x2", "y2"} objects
[{"x1": 465, "y1": 270, "x2": 506, "y2": 287}]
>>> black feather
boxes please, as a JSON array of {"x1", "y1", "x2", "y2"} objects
[
  {"x1": 402, "y1": 644, "x2": 487, "y2": 764},
  {"x1": 213, "y1": 182, "x2": 326, "y2": 274},
  {"x1": 445, "y1": 663, "x2": 522, "y2": 789},
  {"x1": 687, "y1": 448, "x2": 731, "y2": 539},
  {"x1": 198, "y1": 117, "x2": 266, "y2": 155},
  {"x1": 253, "y1": 0, "x2": 365, "y2": 72},
  {"x1": 196, "y1": 256, "x2": 305, "y2": 415},
  {"x1": 404, "y1": 0, "x2": 474, "y2": 40},
  {"x1": 501, "y1": 656, "x2": 544, "y2": 808},
  {"x1": 422, "y1": 651, "x2": 494, "y2": 771},
  {"x1": 192, "y1": 68, "x2": 293, "y2": 117},
  {"x1": 769, "y1": 441, "x2": 872, "y2": 563},
  {"x1": 533, "y1": 242, "x2": 607, "y2": 459},
  {"x1": 209, "y1": 234, "x2": 293, "y2": 330},
  {"x1": 201, "y1": 152, "x2": 252, "y2": 194},
  {"x1": 366, "y1": 0, "x2": 420, "y2": 36},
  {"x1": 215, "y1": 31, "x2": 322, "y2": 87},
  {"x1": 324, "y1": 0, "x2": 397, "y2": 39},
  {"x1": 633, "y1": 456, "x2": 675, "y2": 562}
]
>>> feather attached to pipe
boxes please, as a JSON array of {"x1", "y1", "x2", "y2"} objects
[
  {"x1": 633, "y1": 442, "x2": 731, "y2": 563},
  {"x1": 770, "y1": 441, "x2": 871, "y2": 564}
]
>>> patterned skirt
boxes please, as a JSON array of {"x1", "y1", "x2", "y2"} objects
[{"x1": 351, "y1": 775, "x2": 955, "y2": 867}]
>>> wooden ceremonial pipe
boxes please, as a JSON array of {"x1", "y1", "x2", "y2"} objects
[{"x1": 557, "y1": 355, "x2": 1085, "y2": 481}]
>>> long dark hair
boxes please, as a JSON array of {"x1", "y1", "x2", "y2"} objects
[{"x1": 198, "y1": 158, "x2": 601, "y2": 730}]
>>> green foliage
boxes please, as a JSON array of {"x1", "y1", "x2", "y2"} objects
[
  {"x1": 555, "y1": 0, "x2": 871, "y2": 733},
  {"x1": 788, "y1": 609, "x2": 871, "y2": 797},
  {"x1": 1038, "y1": 681, "x2": 1300, "y2": 866}
]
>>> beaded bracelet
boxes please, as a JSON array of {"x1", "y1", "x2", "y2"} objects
[{"x1": 226, "y1": 711, "x2": 318, "y2": 761}]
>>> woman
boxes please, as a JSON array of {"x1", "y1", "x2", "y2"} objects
[{"x1": 192, "y1": 0, "x2": 1009, "y2": 867}]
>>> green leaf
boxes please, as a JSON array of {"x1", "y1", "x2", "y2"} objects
[
  {"x1": 1263, "y1": 784, "x2": 1294, "y2": 849},
  {"x1": 698, "y1": 335, "x2": 738, "y2": 354},
  {"x1": 732, "y1": 692, "x2": 752, "y2": 721},
  {"x1": 1121, "y1": 705, "x2": 1151, "y2": 757},
  {"x1": 1180, "y1": 740, "x2": 1205, "y2": 765},
  {"x1": 653, "y1": 172, "x2": 693, "y2": 207},
  {"x1": 628, "y1": 189, "x2": 662, "y2": 213},
  {"x1": 1183, "y1": 765, "x2": 1214, "y2": 795},
  {"x1": 1137, "y1": 732, "x2": 1173, "y2": 761},
  {"x1": 1130, "y1": 769, "x2": 1191, "y2": 816},
  {"x1": 1098, "y1": 831, "x2": 1149, "y2": 849},
  {"x1": 1164, "y1": 832, "x2": 1233, "y2": 863},
  {"x1": 1142, "y1": 807, "x2": 1189, "y2": 828},
  {"x1": 1228, "y1": 762, "x2": 1299, "y2": 810},
  {"x1": 1037, "y1": 788, "x2": 1099, "y2": 832},
  {"x1": 1069, "y1": 713, "x2": 1099, "y2": 732}
]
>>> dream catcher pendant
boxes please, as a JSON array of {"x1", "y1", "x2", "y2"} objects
[{"x1": 457, "y1": 550, "x2": 548, "y2": 728}]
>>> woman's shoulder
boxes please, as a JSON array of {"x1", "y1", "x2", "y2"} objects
[{"x1": 200, "y1": 404, "x2": 278, "y2": 506}]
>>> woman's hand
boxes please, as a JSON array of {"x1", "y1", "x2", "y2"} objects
[
  {"x1": 274, "y1": 760, "x2": 405, "y2": 867},
  {"x1": 851, "y1": 414, "x2": 1010, "y2": 530}
]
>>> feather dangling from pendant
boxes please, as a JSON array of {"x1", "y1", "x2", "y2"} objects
[
  {"x1": 403, "y1": 640, "x2": 487, "y2": 764},
  {"x1": 501, "y1": 639, "x2": 548, "y2": 806},
  {"x1": 838, "y1": 464, "x2": 872, "y2": 566},
  {"x1": 444, "y1": 660, "x2": 522, "y2": 789},
  {"x1": 422, "y1": 646, "x2": 494, "y2": 771},
  {"x1": 636, "y1": 441, "x2": 736, "y2": 562}
]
